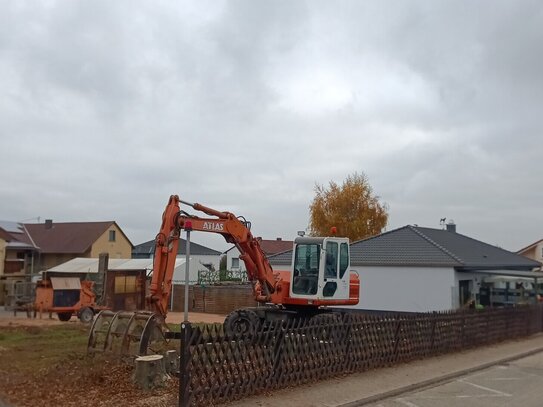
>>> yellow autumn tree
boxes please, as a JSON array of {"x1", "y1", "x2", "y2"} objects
[{"x1": 309, "y1": 172, "x2": 388, "y2": 241}]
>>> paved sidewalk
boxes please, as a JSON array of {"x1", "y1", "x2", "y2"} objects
[{"x1": 230, "y1": 333, "x2": 543, "y2": 407}]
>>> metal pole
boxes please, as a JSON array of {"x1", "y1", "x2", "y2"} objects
[
  {"x1": 179, "y1": 321, "x2": 192, "y2": 407},
  {"x1": 180, "y1": 228, "x2": 193, "y2": 406},
  {"x1": 184, "y1": 230, "x2": 191, "y2": 322},
  {"x1": 170, "y1": 280, "x2": 175, "y2": 311}
]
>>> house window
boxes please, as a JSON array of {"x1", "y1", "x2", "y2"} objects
[
  {"x1": 115, "y1": 276, "x2": 137, "y2": 294},
  {"x1": 231, "y1": 258, "x2": 240, "y2": 269},
  {"x1": 109, "y1": 230, "x2": 116, "y2": 242}
]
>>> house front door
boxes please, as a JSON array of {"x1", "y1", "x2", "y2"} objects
[{"x1": 459, "y1": 280, "x2": 471, "y2": 307}]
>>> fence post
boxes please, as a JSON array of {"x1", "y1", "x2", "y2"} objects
[
  {"x1": 505, "y1": 308, "x2": 509, "y2": 338},
  {"x1": 272, "y1": 321, "x2": 287, "y2": 383},
  {"x1": 429, "y1": 312, "x2": 437, "y2": 352},
  {"x1": 392, "y1": 319, "x2": 403, "y2": 362},
  {"x1": 486, "y1": 309, "x2": 491, "y2": 344},
  {"x1": 342, "y1": 313, "x2": 353, "y2": 372},
  {"x1": 524, "y1": 305, "x2": 532, "y2": 336},
  {"x1": 179, "y1": 322, "x2": 193, "y2": 407},
  {"x1": 460, "y1": 311, "x2": 466, "y2": 349},
  {"x1": 526, "y1": 305, "x2": 535, "y2": 336}
]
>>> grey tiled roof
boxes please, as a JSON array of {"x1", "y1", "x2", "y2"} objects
[
  {"x1": 349, "y1": 226, "x2": 462, "y2": 267},
  {"x1": 352, "y1": 226, "x2": 541, "y2": 269},
  {"x1": 268, "y1": 226, "x2": 541, "y2": 270},
  {"x1": 132, "y1": 239, "x2": 221, "y2": 258},
  {"x1": 411, "y1": 227, "x2": 540, "y2": 269}
]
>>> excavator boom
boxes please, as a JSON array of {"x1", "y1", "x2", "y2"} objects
[{"x1": 149, "y1": 195, "x2": 281, "y2": 314}]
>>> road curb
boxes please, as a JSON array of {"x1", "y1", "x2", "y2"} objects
[{"x1": 338, "y1": 346, "x2": 543, "y2": 407}]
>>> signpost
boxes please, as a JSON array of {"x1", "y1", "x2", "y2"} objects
[
  {"x1": 184, "y1": 222, "x2": 192, "y2": 322},
  {"x1": 180, "y1": 221, "x2": 193, "y2": 406}
]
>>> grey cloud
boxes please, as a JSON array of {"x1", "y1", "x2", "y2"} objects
[{"x1": 1, "y1": 0, "x2": 542, "y2": 252}]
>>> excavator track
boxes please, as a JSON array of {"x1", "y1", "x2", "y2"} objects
[{"x1": 87, "y1": 310, "x2": 167, "y2": 358}]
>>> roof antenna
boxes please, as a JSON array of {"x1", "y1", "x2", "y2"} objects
[{"x1": 440, "y1": 218, "x2": 446, "y2": 229}]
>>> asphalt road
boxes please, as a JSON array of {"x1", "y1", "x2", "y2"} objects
[{"x1": 367, "y1": 351, "x2": 543, "y2": 407}]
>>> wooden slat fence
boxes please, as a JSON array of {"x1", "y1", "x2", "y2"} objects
[{"x1": 178, "y1": 304, "x2": 543, "y2": 406}]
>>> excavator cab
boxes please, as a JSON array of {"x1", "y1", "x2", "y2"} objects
[{"x1": 290, "y1": 237, "x2": 351, "y2": 302}]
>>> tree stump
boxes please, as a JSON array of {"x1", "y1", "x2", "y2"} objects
[
  {"x1": 164, "y1": 350, "x2": 179, "y2": 374},
  {"x1": 133, "y1": 355, "x2": 168, "y2": 390}
]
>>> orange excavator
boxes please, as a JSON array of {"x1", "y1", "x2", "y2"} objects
[{"x1": 88, "y1": 195, "x2": 359, "y2": 356}]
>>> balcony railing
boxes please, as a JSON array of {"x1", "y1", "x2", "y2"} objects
[{"x1": 3, "y1": 260, "x2": 25, "y2": 274}]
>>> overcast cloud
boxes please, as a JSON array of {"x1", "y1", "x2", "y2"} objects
[{"x1": 1, "y1": 0, "x2": 542, "y2": 252}]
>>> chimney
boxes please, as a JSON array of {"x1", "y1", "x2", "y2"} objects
[
  {"x1": 45, "y1": 219, "x2": 53, "y2": 229},
  {"x1": 98, "y1": 252, "x2": 109, "y2": 273},
  {"x1": 446, "y1": 220, "x2": 456, "y2": 233},
  {"x1": 276, "y1": 237, "x2": 282, "y2": 241}
]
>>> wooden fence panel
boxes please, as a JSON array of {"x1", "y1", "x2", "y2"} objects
[{"x1": 179, "y1": 304, "x2": 543, "y2": 406}]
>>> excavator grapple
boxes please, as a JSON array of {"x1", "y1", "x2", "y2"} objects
[{"x1": 87, "y1": 310, "x2": 167, "y2": 358}]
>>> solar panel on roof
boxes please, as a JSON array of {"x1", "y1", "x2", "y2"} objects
[{"x1": 0, "y1": 220, "x2": 24, "y2": 233}]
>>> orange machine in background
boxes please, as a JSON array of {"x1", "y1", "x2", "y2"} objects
[{"x1": 34, "y1": 276, "x2": 108, "y2": 323}]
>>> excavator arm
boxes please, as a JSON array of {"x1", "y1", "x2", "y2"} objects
[
  {"x1": 147, "y1": 195, "x2": 281, "y2": 321},
  {"x1": 89, "y1": 194, "x2": 282, "y2": 358}
]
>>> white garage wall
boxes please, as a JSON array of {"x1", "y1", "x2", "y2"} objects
[
  {"x1": 171, "y1": 254, "x2": 220, "y2": 285},
  {"x1": 350, "y1": 266, "x2": 456, "y2": 312}
]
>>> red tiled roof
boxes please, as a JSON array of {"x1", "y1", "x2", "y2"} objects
[
  {"x1": 0, "y1": 228, "x2": 12, "y2": 241},
  {"x1": 24, "y1": 221, "x2": 116, "y2": 254},
  {"x1": 259, "y1": 239, "x2": 293, "y2": 256}
]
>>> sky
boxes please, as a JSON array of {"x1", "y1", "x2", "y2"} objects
[{"x1": 1, "y1": 1, "x2": 542, "y2": 253}]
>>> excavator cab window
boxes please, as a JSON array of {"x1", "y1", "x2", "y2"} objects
[
  {"x1": 324, "y1": 242, "x2": 338, "y2": 278},
  {"x1": 323, "y1": 241, "x2": 339, "y2": 297},
  {"x1": 292, "y1": 244, "x2": 320, "y2": 295},
  {"x1": 339, "y1": 242, "x2": 349, "y2": 278}
]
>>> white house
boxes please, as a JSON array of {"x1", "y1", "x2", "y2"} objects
[
  {"x1": 268, "y1": 224, "x2": 542, "y2": 313},
  {"x1": 225, "y1": 238, "x2": 293, "y2": 272},
  {"x1": 132, "y1": 238, "x2": 221, "y2": 285}
]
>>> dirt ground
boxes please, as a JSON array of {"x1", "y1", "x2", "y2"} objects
[
  {"x1": 0, "y1": 310, "x2": 225, "y2": 407},
  {"x1": 0, "y1": 310, "x2": 225, "y2": 327},
  {"x1": 0, "y1": 310, "x2": 64, "y2": 327},
  {"x1": 165, "y1": 311, "x2": 225, "y2": 325}
]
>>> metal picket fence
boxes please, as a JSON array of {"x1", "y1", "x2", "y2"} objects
[{"x1": 178, "y1": 305, "x2": 543, "y2": 406}]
